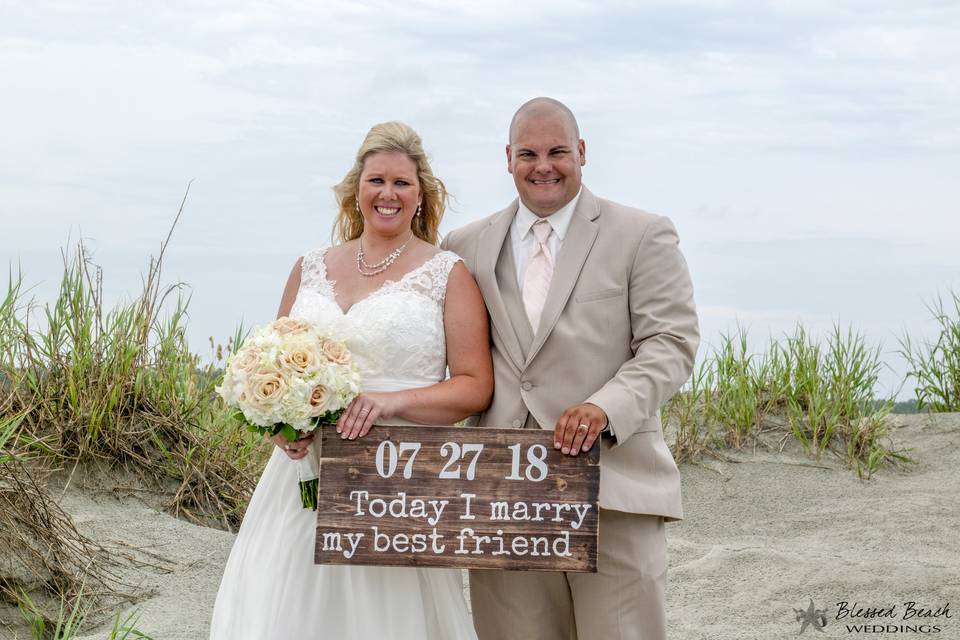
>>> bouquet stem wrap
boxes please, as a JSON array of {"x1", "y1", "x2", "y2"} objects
[
  {"x1": 272, "y1": 423, "x2": 325, "y2": 510},
  {"x1": 293, "y1": 441, "x2": 319, "y2": 511}
]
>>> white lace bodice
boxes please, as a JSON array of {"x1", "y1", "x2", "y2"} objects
[{"x1": 289, "y1": 247, "x2": 461, "y2": 392}]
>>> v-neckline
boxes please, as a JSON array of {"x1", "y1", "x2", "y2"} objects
[{"x1": 320, "y1": 248, "x2": 443, "y2": 315}]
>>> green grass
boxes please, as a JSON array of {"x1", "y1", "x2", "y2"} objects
[
  {"x1": 17, "y1": 586, "x2": 155, "y2": 640},
  {"x1": 899, "y1": 290, "x2": 960, "y2": 412},
  {"x1": 0, "y1": 239, "x2": 265, "y2": 529},
  {"x1": 0, "y1": 202, "x2": 268, "y2": 635},
  {"x1": 17, "y1": 587, "x2": 87, "y2": 640},
  {"x1": 665, "y1": 324, "x2": 911, "y2": 478}
]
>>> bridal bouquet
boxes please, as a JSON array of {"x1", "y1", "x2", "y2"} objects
[{"x1": 216, "y1": 317, "x2": 361, "y2": 509}]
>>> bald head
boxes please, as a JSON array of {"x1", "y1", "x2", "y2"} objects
[
  {"x1": 505, "y1": 97, "x2": 586, "y2": 216},
  {"x1": 508, "y1": 97, "x2": 580, "y2": 145}
]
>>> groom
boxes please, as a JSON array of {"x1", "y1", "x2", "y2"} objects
[{"x1": 442, "y1": 97, "x2": 699, "y2": 640}]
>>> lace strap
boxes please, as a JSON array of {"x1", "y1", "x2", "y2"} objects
[
  {"x1": 396, "y1": 250, "x2": 462, "y2": 305},
  {"x1": 299, "y1": 246, "x2": 335, "y2": 299}
]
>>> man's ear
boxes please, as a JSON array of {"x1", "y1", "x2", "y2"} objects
[
  {"x1": 505, "y1": 144, "x2": 513, "y2": 174},
  {"x1": 578, "y1": 139, "x2": 586, "y2": 167}
]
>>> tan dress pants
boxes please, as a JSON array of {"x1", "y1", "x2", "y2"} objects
[{"x1": 469, "y1": 510, "x2": 667, "y2": 640}]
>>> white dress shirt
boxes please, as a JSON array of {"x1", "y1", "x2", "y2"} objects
[
  {"x1": 509, "y1": 188, "x2": 612, "y2": 434},
  {"x1": 510, "y1": 188, "x2": 582, "y2": 289}
]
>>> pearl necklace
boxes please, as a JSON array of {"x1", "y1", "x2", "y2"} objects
[{"x1": 356, "y1": 234, "x2": 414, "y2": 277}]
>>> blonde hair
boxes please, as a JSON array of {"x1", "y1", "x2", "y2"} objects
[{"x1": 332, "y1": 121, "x2": 448, "y2": 245}]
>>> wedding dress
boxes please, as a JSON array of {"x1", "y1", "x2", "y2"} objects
[{"x1": 209, "y1": 247, "x2": 477, "y2": 640}]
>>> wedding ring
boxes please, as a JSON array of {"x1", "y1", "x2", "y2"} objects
[
  {"x1": 577, "y1": 423, "x2": 589, "y2": 432},
  {"x1": 284, "y1": 444, "x2": 293, "y2": 451},
  {"x1": 359, "y1": 408, "x2": 370, "y2": 415}
]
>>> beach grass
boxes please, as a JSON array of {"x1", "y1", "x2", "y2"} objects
[
  {"x1": 0, "y1": 233, "x2": 265, "y2": 531},
  {"x1": 0, "y1": 203, "x2": 269, "y2": 633},
  {"x1": 899, "y1": 290, "x2": 960, "y2": 413},
  {"x1": 17, "y1": 586, "x2": 155, "y2": 640},
  {"x1": 665, "y1": 325, "x2": 911, "y2": 478}
]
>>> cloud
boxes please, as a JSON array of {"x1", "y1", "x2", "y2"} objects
[{"x1": 2, "y1": 0, "x2": 957, "y2": 401}]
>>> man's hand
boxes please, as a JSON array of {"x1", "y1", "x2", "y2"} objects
[{"x1": 554, "y1": 402, "x2": 607, "y2": 456}]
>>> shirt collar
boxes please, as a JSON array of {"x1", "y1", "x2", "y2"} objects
[{"x1": 515, "y1": 187, "x2": 582, "y2": 242}]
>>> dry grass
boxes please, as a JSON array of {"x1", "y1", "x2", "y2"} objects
[
  {"x1": 0, "y1": 413, "x2": 130, "y2": 634},
  {"x1": 0, "y1": 458, "x2": 123, "y2": 621}
]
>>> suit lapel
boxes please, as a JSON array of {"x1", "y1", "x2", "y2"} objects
[
  {"x1": 497, "y1": 241, "x2": 535, "y2": 355},
  {"x1": 525, "y1": 188, "x2": 601, "y2": 366},
  {"x1": 477, "y1": 202, "x2": 526, "y2": 371}
]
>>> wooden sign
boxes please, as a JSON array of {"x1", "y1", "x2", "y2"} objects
[{"x1": 314, "y1": 425, "x2": 600, "y2": 572}]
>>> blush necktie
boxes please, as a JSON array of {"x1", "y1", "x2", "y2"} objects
[{"x1": 522, "y1": 219, "x2": 554, "y2": 331}]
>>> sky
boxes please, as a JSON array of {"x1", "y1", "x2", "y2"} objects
[{"x1": 2, "y1": 1, "x2": 958, "y2": 399}]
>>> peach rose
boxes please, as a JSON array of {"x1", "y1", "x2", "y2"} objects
[
  {"x1": 308, "y1": 384, "x2": 331, "y2": 417},
  {"x1": 320, "y1": 339, "x2": 351, "y2": 365},
  {"x1": 229, "y1": 348, "x2": 262, "y2": 376},
  {"x1": 277, "y1": 342, "x2": 321, "y2": 375},
  {"x1": 271, "y1": 317, "x2": 312, "y2": 336},
  {"x1": 247, "y1": 369, "x2": 287, "y2": 409}
]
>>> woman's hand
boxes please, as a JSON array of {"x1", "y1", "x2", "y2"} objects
[
  {"x1": 271, "y1": 431, "x2": 315, "y2": 460},
  {"x1": 337, "y1": 392, "x2": 402, "y2": 440}
]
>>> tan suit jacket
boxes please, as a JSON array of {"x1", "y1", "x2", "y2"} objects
[{"x1": 442, "y1": 186, "x2": 698, "y2": 520}]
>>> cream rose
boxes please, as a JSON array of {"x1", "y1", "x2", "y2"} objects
[
  {"x1": 308, "y1": 384, "x2": 331, "y2": 417},
  {"x1": 271, "y1": 317, "x2": 312, "y2": 336},
  {"x1": 277, "y1": 341, "x2": 322, "y2": 375},
  {"x1": 246, "y1": 369, "x2": 287, "y2": 411},
  {"x1": 321, "y1": 339, "x2": 351, "y2": 365},
  {"x1": 229, "y1": 348, "x2": 262, "y2": 376}
]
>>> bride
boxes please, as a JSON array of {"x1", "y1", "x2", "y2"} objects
[{"x1": 208, "y1": 121, "x2": 493, "y2": 639}]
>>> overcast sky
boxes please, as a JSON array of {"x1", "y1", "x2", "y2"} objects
[{"x1": 3, "y1": 1, "x2": 958, "y2": 399}]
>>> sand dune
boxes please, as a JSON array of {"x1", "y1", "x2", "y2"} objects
[
  {"x1": 2, "y1": 413, "x2": 957, "y2": 639},
  {"x1": 667, "y1": 412, "x2": 958, "y2": 638}
]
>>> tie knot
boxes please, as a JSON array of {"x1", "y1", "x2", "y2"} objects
[{"x1": 532, "y1": 219, "x2": 552, "y2": 244}]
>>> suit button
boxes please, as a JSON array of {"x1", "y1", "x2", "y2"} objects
[
  {"x1": 512, "y1": 419, "x2": 522, "y2": 428},
  {"x1": 521, "y1": 381, "x2": 533, "y2": 391}
]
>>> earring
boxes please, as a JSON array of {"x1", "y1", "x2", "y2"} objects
[
  {"x1": 415, "y1": 202, "x2": 422, "y2": 217},
  {"x1": 355, "y1": 199, "x2": 361, "y2": 215}
]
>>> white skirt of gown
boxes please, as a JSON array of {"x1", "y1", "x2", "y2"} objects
[{"x1": 208, "y1": 436, "x2": 477, "y2": 639}]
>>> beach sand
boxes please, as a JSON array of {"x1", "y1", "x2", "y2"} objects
[
  {"x1": 2, "y1": 412, "x2": 957, "y2": 639},
  {"x1": 667, "y1": 412, "x2": 958, "y2": 638}
]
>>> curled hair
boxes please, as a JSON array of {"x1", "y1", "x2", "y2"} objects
[{"x1": 332, "y1": 121, "x2": 448, "y2": 245}]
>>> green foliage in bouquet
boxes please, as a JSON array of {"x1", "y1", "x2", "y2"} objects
[{"x1": 237, "y1": 408, "x2": 345, "y2": 511}]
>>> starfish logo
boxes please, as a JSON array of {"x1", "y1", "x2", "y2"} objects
[{"x1": 794, "y1": 599, "x2": 829, "y2": 634}]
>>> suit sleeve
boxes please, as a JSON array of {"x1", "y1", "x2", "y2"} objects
[{"x1": 585, "y1": 215, "x2": 699, "y2": 444}]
